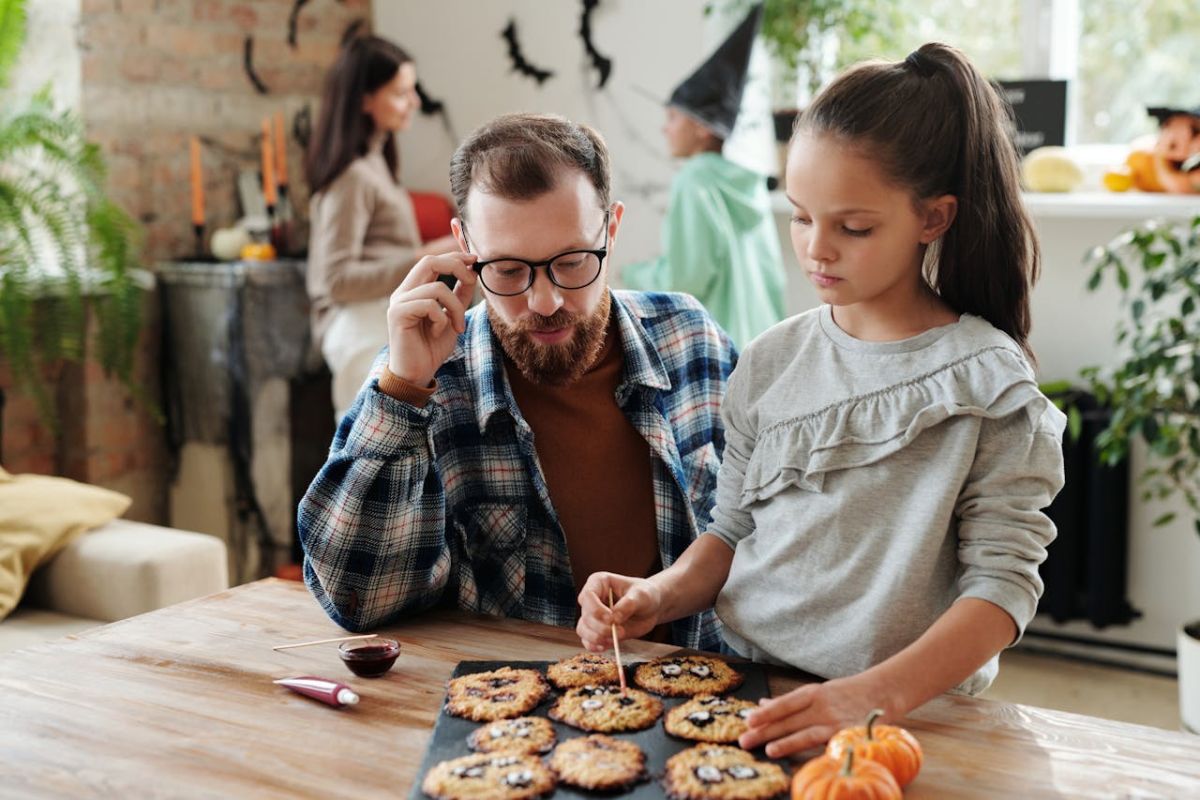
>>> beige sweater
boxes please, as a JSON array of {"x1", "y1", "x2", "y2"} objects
[{"x1": 306, "y1": 134, "x2": 423, "y2": 345}]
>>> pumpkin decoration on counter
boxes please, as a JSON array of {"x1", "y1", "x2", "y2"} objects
[
  {"x1": 791, "y1": 745, "x2": 901, "y2": 800},
  {"x1": 826, "y1": 708, "x2": 923, "y2": 788}
]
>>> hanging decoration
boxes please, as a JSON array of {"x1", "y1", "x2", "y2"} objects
[
  {"x1": 415, "y1": 81, "x2": 445, "y2": 116},
  {"x1": 243, "y1": 36, "x2": 270, "y2": 94},
  {"x1": 501, "y1": 19, "x2": 554, "y2": 85},
  {"x1": 286, "y1": 0, "x2": 311, "y2": 49},
  {"x1": 579, "y1": 0, "x2": 612, "y2": 89}
]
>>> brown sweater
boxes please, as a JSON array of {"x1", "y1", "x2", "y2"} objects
[
  {"x1": 306, "y1": 134, "x2": 422, "y2": 346},
  {"x1": 379, "y1": 323, "x2": 663, "y2": 617}
]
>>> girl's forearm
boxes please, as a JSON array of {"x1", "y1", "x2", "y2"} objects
[
  {"x1": 854, "y1": 597, "x2": 1017, "y2": 717},
  {"x1": 648, "y1": 533, "x2": 735, "y2": 623}
]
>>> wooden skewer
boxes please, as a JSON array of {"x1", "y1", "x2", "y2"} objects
[
  {"x1": 272, "y1": 633, "x2": 377, "y2": 651},
  {"x1": 609, "y1": 587, "x2": 627, "y2": 693}
]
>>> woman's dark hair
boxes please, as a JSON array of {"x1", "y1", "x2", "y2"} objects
[
  {"x1": 795, "y1": 42, "x2": 1039, "y2": 358},
  {"x1": 305, "y1": 27, "x2": 412, "y2": 195}
]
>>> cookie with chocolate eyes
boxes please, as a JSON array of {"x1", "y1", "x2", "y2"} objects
[
  {"x1": 467, "y1": 716, "x2": 557, "y2": 755},
  {"x1": 633, "y1": 655, "x2": 744, "y2": 697},
  {"x1": 662, "y1": 744, "x2": 789, "y2": 800},
  {"x1": 421, "y1": 752, "x2": 556, "y2": 800},
  {"x1": 444, "y1": 667, "x2": 550, "y2": 722},
  {"x1": 665, "y1": 694, "x2": 758, "y2": 744},
  {"x1": 547, "y1": 683, "x2": 663, "y2": 732},
  {"x1": 547, "y1": 734, "x2": 647, "y2": 791},
  {"x1": 546, "y1": 652, "x2": 621, "y2": 689}
]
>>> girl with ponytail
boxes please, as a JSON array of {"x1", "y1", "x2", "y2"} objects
[{"x1": 576, "y1": 43, "x2": 1066, "y2": 756}]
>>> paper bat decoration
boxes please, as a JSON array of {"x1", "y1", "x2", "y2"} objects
[
  {"x1": 243, "y1": 36, "x2": 270, "y2": 94},
  {"x1": 415, "y1": 81, "x2": 445, "y2": 116},
  {"x1": 579, "y1": 0, "x2": 612, "y2": 88},
  {"x1": 501, "y1": 19, "x2": 554, "y2": 85},
  {"x1": 287, "y1": 0, "x2": 311, "y2": 49}
]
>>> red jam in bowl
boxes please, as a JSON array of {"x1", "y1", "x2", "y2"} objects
[{"x1": 338, "y1": 638, "x2": 401, "y2": 678}]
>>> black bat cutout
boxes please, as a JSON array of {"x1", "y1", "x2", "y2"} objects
[
  {"x1": 579, "y1": 0, "x2": 612, "y2": 89},
  {"x1": 287, "y1": 0, "x2": 311, "y2": 49},
  {"x1": 243, "y1": 36, "x2": 270, "y2": 94},
  {"x1": 501, "y1": 19, "x2": 554, "y2": 85},
  {"x1": 415, "y1": 81, "x2": 445, "y2": 116}
]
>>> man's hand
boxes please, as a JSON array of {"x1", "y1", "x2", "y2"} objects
[
  {"x1": 738, "y1": 674, "x2": 891, "y2": 758},
  {"x1": 576, "y1": 572, "x2": 665, "y2": 651},
  {"x1": 386, "y1": 251, "x2": 478, "y2": 387}
]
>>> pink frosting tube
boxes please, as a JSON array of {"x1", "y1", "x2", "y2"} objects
[{"x1": 274, "y1": 676, "x2": 360, "y2": 708}]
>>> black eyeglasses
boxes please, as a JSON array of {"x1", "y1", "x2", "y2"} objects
[{"x1": 462, "y1": 212, "x2": 609, "y2": 297}]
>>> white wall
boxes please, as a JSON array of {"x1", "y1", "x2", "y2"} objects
[
  {"x1": 3, "y1": 0, "x2": 80, "y2": 110},
  {"x1": 373, "y1": 0, "x2": 775, "y2": 267}
]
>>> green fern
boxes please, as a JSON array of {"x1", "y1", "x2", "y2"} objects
[
  {"x1": 0, "y1": 0, "x2": 25, "y2": 88},
  {"x1": 0, "y1": 86, "x2": 144, "y2": 427}
]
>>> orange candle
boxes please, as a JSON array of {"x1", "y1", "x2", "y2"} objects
[
  {"x1": 189, "y1": 136, "x2": 205, "y2": 227},
  {"x1": 261, "y1": 117, "x2": 277, "y2": 208},
  {"x1": 274, "y1": 111, "x2": 288, "y2": 188}
]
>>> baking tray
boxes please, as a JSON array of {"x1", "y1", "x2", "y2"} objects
[{"x1": 409, "y1": 659, "x2": 784, "y2": 798}]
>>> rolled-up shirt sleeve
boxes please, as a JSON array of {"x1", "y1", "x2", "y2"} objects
[{"x1": 955, "y1": 404, "x2": 1066, "y2": 642}]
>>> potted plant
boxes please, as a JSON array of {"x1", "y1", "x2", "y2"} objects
[
  {"x1": 0, "y1": 0, "x2": 143, "y2": 430},
  {"x1": 1081, "y1": 212, "x2": 1200, "y2": 733}
]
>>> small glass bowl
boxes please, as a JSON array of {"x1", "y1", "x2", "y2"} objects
[{"x1": 338, "y1": 638, "x2": 401, "y2": 678}]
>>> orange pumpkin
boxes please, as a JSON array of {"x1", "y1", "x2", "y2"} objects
[
  {"x1": 791, "y1": 745, "x2": 901, "y2": 800},
  {"x1": 826, "y1": 709, "x2": 923, "y2": 788}
]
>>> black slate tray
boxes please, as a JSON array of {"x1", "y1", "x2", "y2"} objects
[{"x1": 409, "y1": 659, "x2": 782, "y2": 799}]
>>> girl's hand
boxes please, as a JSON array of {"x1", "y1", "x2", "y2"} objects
[
  {"x1": 738, "y1": 675, "x2": 891, "y2": 758},
  {"x1": 576, "y1": 572, "x2": 664, "y2": 651}
]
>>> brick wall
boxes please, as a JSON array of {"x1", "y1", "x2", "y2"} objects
[{"x1": 0, "y1": 0, "x2": 368, "y2": 523}]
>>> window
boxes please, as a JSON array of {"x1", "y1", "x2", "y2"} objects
[{"x1": 828, "y1": 0, "x2": 1196, "y2": 145}]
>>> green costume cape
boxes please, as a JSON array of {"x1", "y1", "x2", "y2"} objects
[{"x1": 622, "y1": 153, "x2": 786, "y2": 347}]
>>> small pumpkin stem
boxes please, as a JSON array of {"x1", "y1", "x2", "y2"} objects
[
  {"x1": 865, "y1": 708, "x2": 884, "y2": 741},
  {"x1": 841, "y1": 745, "x2": 855, "y2": 777}
]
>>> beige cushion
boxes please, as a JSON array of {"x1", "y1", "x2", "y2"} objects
[
  {"x1": 0, "y1": 466, "x2": 131, "y2": 620},
  {"x1": 0, "y1": 607, "x2": 101, "y2": 654},
  {"x1": 24, "y1": 519, "x2": 229, "y2": 622}
]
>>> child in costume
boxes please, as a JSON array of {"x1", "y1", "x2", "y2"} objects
[
  {"x1": 579, "y1": 42, "x2": 1066, "y2": 757},
  {"x1": 622, "y1": 4, "x2": 786, "y2": 347}
]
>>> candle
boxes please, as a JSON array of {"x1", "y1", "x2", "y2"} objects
[
  {"x1": 261, "y1": 117, "x2": 277, "y2": 208},
  {"x1": 274, "y1": 111, "x2": 288, "y2": 188},
  {"x1": 189, "y1": 136, "x2": 205, "y2": 227}
]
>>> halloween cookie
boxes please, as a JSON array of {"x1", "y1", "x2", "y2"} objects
[
  {"x1": 546, "y1": 652, "x2": 621, "y2": 689},
  {"x1": 421, "y1": 752, "x2": 555, "y2": 800},
  {"x1": 547, "y1": 684, "x2": 663, "y2": 733},
  {"x1": 547, "y1": 734, "x2": 647, "y2": 791},
  {"x1": 633, "y1": 655, "x2": 744, "y2": 697},
  {"x1": 445, "y1": 667, "x2": 550, "y2": 722},
  {"x1": 467, "y1": 716, "x2": 556, "y2": 755},
  {"x1": 665, "y1": 694, "x2": 758, "y2": 743},
  {"x1": 662, "y1": 744, "x2": 789, "y2": 800}
]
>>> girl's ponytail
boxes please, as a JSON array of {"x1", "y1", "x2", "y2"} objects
[{"x1": 797, "y1": 42, "x2": 1039, "y2": 359}]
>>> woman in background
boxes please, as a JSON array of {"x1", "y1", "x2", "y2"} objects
[{"x1": 306, "y1": 29, "x2": 456, "y2": 419}]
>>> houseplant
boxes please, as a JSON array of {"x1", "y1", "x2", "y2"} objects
[
  {"x1": 1081, "y1": 212, "x2": 1200, "y2": 732},
  {"x1": 0, "y1": 0, "x2": 142, "y2": 429}
]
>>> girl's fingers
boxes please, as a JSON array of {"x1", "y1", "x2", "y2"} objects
[
  {"x1": 762, "y1": 725, "x2": 835, "y2": 759},
  {"x1": 745, "y1": 686, "x2": 814, "y2": 727}
]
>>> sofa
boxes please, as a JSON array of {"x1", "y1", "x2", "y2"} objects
[{"x1": 0, "y1": 518, "x2": 229, "y2": 654}]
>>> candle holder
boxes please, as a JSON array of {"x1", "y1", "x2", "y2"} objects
[{"x1": 193, "y1": 223, "x2": 206, "y2": 260}]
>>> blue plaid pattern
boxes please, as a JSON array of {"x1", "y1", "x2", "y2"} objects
[{"x1": 299, "y1": 290, "x2": 737, "y2": 651}]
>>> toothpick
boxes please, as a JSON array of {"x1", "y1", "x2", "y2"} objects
[
  {"x1": 272, "y1": 633, "x2": 377, "y2": 651},
  {"x1": 609, "y1": 587, "x2": 627, "y2": 693}
]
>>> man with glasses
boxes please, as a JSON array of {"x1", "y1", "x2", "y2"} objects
[{"x1": 299, "y1": 113, "x2": 736, "y2": 652}]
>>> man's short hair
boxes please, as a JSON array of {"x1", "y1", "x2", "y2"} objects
[{"x1": 449, "y1": 113, "x2": 612, "y2": 220}]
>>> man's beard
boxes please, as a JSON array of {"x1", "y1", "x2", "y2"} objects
[{"x1": 488, "y1": 290, "x2": 613, "y2": 386}]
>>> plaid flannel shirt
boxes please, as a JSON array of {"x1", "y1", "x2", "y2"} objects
[{"x1": 299, "y1": 290, "x2": 737, "y2": 651}]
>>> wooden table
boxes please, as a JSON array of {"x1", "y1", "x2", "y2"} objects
[{"x1": 0, "y1": 579, "x2": 1197, "y2": 798}]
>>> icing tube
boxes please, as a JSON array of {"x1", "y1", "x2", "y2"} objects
[{"x1": 274, "y1": 676, "x2": 359, "y2": 708}]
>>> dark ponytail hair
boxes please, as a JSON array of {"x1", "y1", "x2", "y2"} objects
[
  {"x1": 305, "y1": 25, "x2": 412, "y2": 195},
  {"x1": 795, "y1": 42, "x2": 1039, "y2": 358}
]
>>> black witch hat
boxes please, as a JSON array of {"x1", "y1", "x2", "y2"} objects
[{"x1": 667, "y1": 3, "x2": 762, "y2": 139}]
